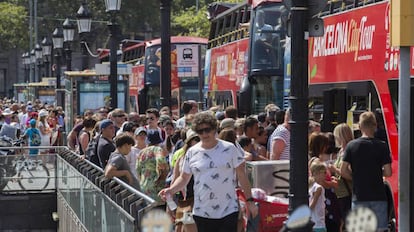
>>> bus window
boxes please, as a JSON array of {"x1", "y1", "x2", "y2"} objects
[
  {"x1": 251, "y1": 5, "x2": 286, "y2": 70},
  {"x1": 250, "y1": 75, "x2": 284, "y2": 115}
]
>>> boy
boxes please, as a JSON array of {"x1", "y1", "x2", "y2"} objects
[
  {"x1": 22, "y1": 119, "x2": 41, "y2": 156},
  {"x1": 309, "y1": 162, "x2": 327, "y2": 232},
  {"x1": 104, "y1": 133, "x2": 140, "y2": 190}
]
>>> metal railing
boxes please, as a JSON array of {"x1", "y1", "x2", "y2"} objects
[
  {"x1": 57, "y1": 148, "x2": 157, "y2": 232},
  {"x1": 0, "y1": 146, "x2": 156, "y2": 232}
]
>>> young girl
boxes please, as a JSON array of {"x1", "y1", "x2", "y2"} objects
[{"x1": 309, "y1": 162, "x2": 327, "y2": 232}]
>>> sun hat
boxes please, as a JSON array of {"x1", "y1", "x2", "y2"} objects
[
  {"x1": 185, "y1": 129, "x2": 199, "y2": 143},
  {"x1": 38, "y1": 109, "x2": 49, "y2": 117},
  {"x1": 99, "y1": 119, "x2": 114, "y2": 130},
  {"x1": 2, "y1": 108, "x2": 13, "y2": 116}
]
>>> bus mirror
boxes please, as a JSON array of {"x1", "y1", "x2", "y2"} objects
[{"x1": 308, "y1": 18, "x2": 324, "y2": 37}]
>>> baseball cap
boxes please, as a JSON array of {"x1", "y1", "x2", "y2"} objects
[
  {"x1": 220, "y1": 118, "x2": 235, "y2": 130},
  {"x1": 26, "y1": 105, "x2": 34, "y2": 112},
  {"x1": 215, "y1": 111, "x2": 225, "y2": 120},
  {"x1": 99, "y1": 119, "x2": 114, "y2": 130},
  {"x1": 134, "y1": 126, "x2": 147, "y2": 136}
]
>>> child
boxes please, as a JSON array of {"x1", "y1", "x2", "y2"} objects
[
  {"x1": 22, "y1": 119, "x2": 41, "y2": 156},
  {"x1": 104, "y1": 133, "x2": 140, "y2": 190},
  {"x1": 309, "y1": 161, "x2": 327, "y2": 232}
]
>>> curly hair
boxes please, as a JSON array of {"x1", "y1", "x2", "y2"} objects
[{"x1": 192, "y1": 112, "x2": 218, "y2": 132}]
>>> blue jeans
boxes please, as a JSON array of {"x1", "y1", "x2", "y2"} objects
[{"x1": 352, "y1": 201, "x2": 388, "y2": 231}]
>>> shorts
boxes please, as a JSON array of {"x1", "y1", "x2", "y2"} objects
[{"x1": 352, "y1": 201, "x2": 388, "y2": 231}]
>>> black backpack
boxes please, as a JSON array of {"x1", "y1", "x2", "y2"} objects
[{"x1": 85, "y1": 134, "x2": 100, "y2": 166}]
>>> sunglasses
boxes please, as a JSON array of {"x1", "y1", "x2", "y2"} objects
[{"x1": 196, "y1": 127, "x2": 213, "y2": 135}]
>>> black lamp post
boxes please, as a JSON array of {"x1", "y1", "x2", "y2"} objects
[
  {"x1": 104, "y1": 0, "x2": 121, "y2": 110},
  {"x1": 41, "y1": 36, "x2": 52, "y2": 77},
  {"x1": 160, "y1": 0, "x2": 172, "y2": 108},
  {"x1": 76, "y1": 3, "x2": 92, "y2": 71},
  {"x1": 30, "y1": 49, "x2": 36, "y2": 82},
  {"x1": 63, "y1": 18, "x2": 76, "y2": 71},
  {"x1": 35, "y1": 43, "x2": 43, "y2": 79},
  {"x1": 22, "y1": 52, "x2": 30, "y2": 82},
  {"x1": 52, "y1": 27, "x2": 64, "y2": 107}
]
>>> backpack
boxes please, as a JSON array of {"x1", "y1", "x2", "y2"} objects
[
  {"x1": 85, "y1": 134, "x2": 100, "y2": 166},
  {"x1": 30, "y1": 129, "x2": 41, "y2": 146}
]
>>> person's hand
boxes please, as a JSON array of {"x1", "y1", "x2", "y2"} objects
[
  {"x1": 247, "y1": 201, "x2": 259, "y2": 218},
  {"x1": 158, "y1": 188, "x2": 172, "y2": 202}
]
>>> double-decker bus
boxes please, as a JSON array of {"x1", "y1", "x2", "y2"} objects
[
  {"x1": 205, "y1": 0, "x2": 290, "y2": 116},
  {"x1": 308, "y1": 0, "x2": 410, "y2": 228},
  {"x1": 122, "y1": 36, "x2": 207, "y2": 116}
]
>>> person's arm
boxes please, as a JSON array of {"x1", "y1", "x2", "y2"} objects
[
  {"x1": 79, "y1": 132, "x2": 89, "y2": 154},
  {"x1": 38, "y1": 123, "x2": 48, "y2": 135},
  {"x1": 340, "y1": 161, "x2": 353, "y2": 180},
  {"x1": 383, "y1": 163, "x2": 392, "y2": 177},
  {"x1": 271, "y1": 138, "x2": 286, "y2": 160},
  {"x1": 159, "y1": 171, "x2": 192, "y2": 201},
  {"x1": 309, "y1": 186, "x2": 322, "y2": 210},
  {"x1": 236, "y1": 162, "x2": 259, "y2": 218},
  {"x1": 105, "y1": 164, "x2": 133, "y2": 184},
  {"x1": 67, "y1": 129, "x2": 77, "y2": 150}
]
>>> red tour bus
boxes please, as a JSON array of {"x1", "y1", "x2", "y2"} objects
[
  {"x1": 122, "y1": 36, "x2": 207, "y2": 116},
  {"x1": 308, "y1": 0, "x2": 414, "y2": 229},
  {"x1": 205, "y1": 0, "x2": 290, "y2": 116}
]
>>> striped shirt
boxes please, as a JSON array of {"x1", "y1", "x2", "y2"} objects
[{"x1": 269, "y1": 124, "x2": 290, "y2": 160}]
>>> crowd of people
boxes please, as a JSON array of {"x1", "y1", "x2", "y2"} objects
[
  {"x1": 0, "y1": 99, "x2": 64, "y2": 156},
  {"x1": 0, "y1": 97, "x2": 392, "y2": 232}
]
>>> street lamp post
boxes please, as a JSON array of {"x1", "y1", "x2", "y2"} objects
[
  {"x1": 160, "y1": 0, "x2": 171, "y2": 108},
  {"x1": 63, "y1": 18, "x2": 76, "y2": 71},
  {"x1": 30, "y1": 49, "x2": 36, "y2": 82},
  {"x1": 22, "y1": 52, "x2": 30, "y2": 82},
  {"x1": 76, "y1": 3, "x2": 92, "y2": 71},
  {"x1": 42, "y1": 37, "x2": 52, "y2": 77},
  {"x1": 35, "y1": 43, "x2": 43, "y2": 79},
  {"x1": 104, "y1": 0, "x2": 122, "y2": 110},
  {"x1": 52, "y1": 27, "x2": 64, "y2": 107}
]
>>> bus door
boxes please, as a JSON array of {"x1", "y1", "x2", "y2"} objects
[{"x1": 322, "y1": 88, "x2": 347, "y2": 132}]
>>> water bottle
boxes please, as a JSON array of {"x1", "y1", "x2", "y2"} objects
[{"x1": 166, "y1": 193, "x2": 177, "y2": 211}]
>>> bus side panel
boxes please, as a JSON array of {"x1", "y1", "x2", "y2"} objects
[{"x1": 207, "y1": 39, "x2": 249, "y2": 108}]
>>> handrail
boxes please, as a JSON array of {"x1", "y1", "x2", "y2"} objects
[
  {"x1": 57, "y1": 147, "x2": 157, "y2": 230},
  {"x1": 58, "y1": 147, "x2": 156, "y2": 205}
]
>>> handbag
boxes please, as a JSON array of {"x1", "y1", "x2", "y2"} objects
[{"x1": 175, "y1": 198, "x2": 195, "y2": 225}]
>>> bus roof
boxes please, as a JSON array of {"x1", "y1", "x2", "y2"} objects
[{"x1": 249, "y1": 0, "x2": 283, "y2": 9}]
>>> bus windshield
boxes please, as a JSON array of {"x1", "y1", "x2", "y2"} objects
[{"x1": 250, "y1": 4, "x2": 288, "y2": 70}]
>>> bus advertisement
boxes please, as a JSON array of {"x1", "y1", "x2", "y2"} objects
[
  {"x1": 309, "y1": 0, "x2": 402, "y2": 228},
  {"x1": 121, "y1": 36, "x2": 207, "y2": 117},
  {"x1": 205, "y1": 0, "x2": 289, "y2": 116}
]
